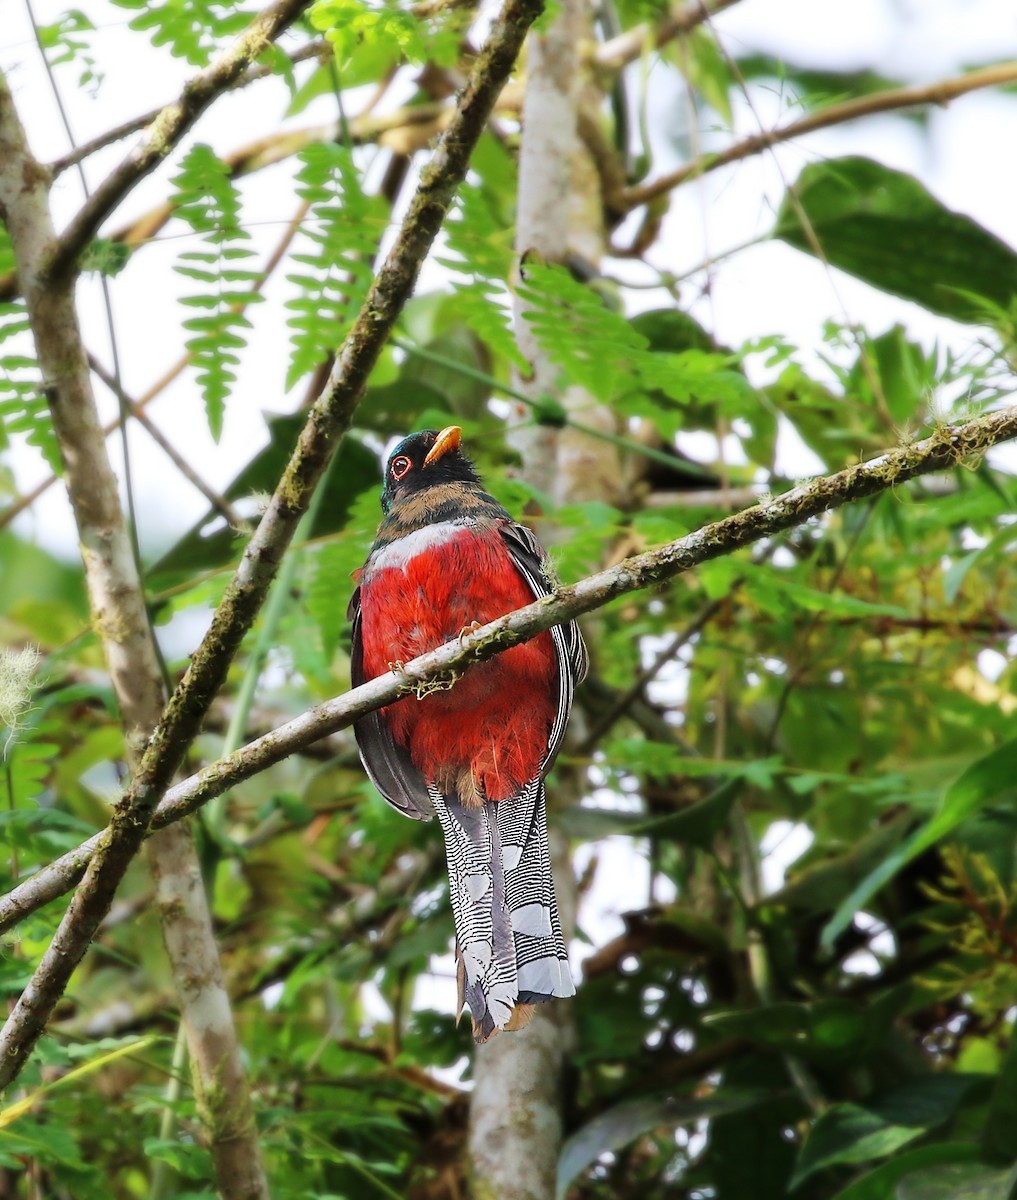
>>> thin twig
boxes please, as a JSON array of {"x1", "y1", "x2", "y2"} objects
[
  {"x1": 577, "y1": 595, "x2": 728, "y2": 755},
  {"x1": 44, "y1": 0, "x2": 310, "y2": 281},
  {"x1": 87, "y1": 354, "x2": 244, "y2": 530},
  {"x1": 622, "y1": 60, "x2": 1017, "y2": 211},
  {"x1": 3, "y1": 403, "x2": 1016, "y2": 933},
  {"x1": 48, "y1": 41, "x2": 329, "y2": 177},
  {"x1": 593, "y1": 0, "x2": 743, "y2": 74}
]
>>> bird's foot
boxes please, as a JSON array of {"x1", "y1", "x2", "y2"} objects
[
  {"x1": 387, "y1": 660, "x2": 405, "y2": 673},
  {"x1": 458, "y1": 620, "x2": 483, "y2": 646}
]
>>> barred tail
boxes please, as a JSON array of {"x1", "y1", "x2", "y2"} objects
[{"x1": 431, "y1": 780, "x2": 575, "y2": 1043}]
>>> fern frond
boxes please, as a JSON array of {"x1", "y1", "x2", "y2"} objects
[
  {"x1": 437, "y1": 184, "x2": 525, "y2": 370},
  {"x1": 0, "y1": 300, "x2": 60, "y2": 472},
  {"x1": 516, "y1": 262, "x2": 648, "y2": 402},
  {"x1": 516, "y1": 261, "x2": 754, "y2": 434},
  {"x1": 309, "y1": 0, "x2": 461, "y2": 69},
  {"x1": 284, "y1": 144, "x2": 386, "y2": 389},
  {"x1": 171, "y1": 144, "x2": 262, "y2": 440},
  {"x1": 110, "y1": 0, "x2": 255, "y2": 67}
]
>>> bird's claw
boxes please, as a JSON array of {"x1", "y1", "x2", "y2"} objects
[{"x1": 459, "y1": 620, "x2": 483, "y2": 646}]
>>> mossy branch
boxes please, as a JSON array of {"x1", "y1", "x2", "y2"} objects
[
  {"x1": 3, "y1": 404, "x2": 1016, "y2": 935},
  {"x1": 43, "y1": 0, "x2": 310, "y2": 281}
]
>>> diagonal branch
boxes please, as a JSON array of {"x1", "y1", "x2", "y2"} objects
[
  {"x1": 622, "y1": 60, "x2": 1017, "y2": 211},
  {"x1": 88, "y1": 353, "x2": 243, "y2": 528},
  {"x1": 4, "y1": 403, "x2": 1016, "y2": 935},
  {"x1": 48, "y1": 40, "x2": 329, "y2": 177},
  {"x1": 44, "y1": 0, "x2": 310, "y2": 282},
  {"x1": 592, "y1": 0, "x2": 742, "y2": 74},
  {"x1": 0, "y1": 0, "x2": 545, "y2": 1095}
]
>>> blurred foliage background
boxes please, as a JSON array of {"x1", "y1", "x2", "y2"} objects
[{"x1": 2, "y1": 0, "x2": 1017, "y2": 1197}]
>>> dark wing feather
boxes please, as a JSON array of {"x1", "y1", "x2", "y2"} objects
[
  {"x1": 348, "y1": 586, "x2": 434, "y2": 821},
  {"x1": 499, "y1": 522, "x2": 588, "y2": 774}
]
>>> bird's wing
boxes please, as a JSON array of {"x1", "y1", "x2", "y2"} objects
[
  {"x1": 347, "y1": 586, "x2": 434, "y2": 821},
  {"x1": 499, "y1": 521, "x2": 588, "y2": 773}
]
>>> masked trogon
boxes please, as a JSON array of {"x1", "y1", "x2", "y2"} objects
[{"x1": 348, "y1": 426, "x2": 587, "y2": 1042}]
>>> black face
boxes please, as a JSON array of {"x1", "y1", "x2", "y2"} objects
[{"x1": 380, "y1": 427, "x2": 482, "y2": 514}]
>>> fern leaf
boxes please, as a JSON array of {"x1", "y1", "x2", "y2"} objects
[
  {"x1": 171, "y1": 145, "x2": 262, "y2": 441},
  {"x1": 436, "y1": 184, "x2": 525, "y2": 370},
  {"x1": 516, "y1": 262, "x2": 648, "y2": 403},
  {"x1": 284, "y1": 144, "x2": 386, "y2": 389},
  {"x1": 110, "y1": 0, "x2": 255, "y2": 67}
]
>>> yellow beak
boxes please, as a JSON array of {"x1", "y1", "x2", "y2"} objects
[{"x1": 423, "y1": 425, "x2": 462, "y2": 466}]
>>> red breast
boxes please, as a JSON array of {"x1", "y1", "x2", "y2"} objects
[{"x1": 359, "y1": 523, "x2": 555, "y2": 803}]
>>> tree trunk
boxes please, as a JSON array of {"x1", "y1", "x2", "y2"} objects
[
  {"x1": 0, "y1": 68, "x2": 269, "y2": 1200},
  {"x1": 468, "y1": 0, "x2": 621, "y2": 1194}
]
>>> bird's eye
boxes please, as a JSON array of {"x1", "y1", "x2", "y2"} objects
[{"x1": 390, "y1": 455, "x2": 412, "y2": 481}]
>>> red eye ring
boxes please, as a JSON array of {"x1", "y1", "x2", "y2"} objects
[{"x1": 391, "y1": 455, "x2": 412, "y2": 481}]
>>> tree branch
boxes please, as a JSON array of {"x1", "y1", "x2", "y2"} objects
[
  {"x1": 622, "y1": 60, "x2": 1017, "y2": 211},
  {"x1": 47, "y1": 41, "x2": 329, "y2": 177},
  {"x1": 592, "y1": 0, "x2": 742, "y2": 74},
  {"x1": 43, "y1": 0, "x2": 310, "y2": 281},
  {"x1": 88, "y1": 353, "x2": 244, "y2": 529},
  {"x1": 0, "y1": 0, "x2": 545, "y2": 1094},
  {"x1": 0, "y1": 196, "x2": 303, "y2": 532},
  {"x1": 4, "y1": 405, "x2": 1015, "y2": 933}
]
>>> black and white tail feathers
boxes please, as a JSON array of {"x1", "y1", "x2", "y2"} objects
[{"x1": 431, "y1": 780, "x2": 574, "y2": 1042}]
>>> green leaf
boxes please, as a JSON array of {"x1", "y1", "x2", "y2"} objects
[
  {"x1": 633, "y1": 778, "x2": 742, "y2": 847},
  {"x1": 791, "y1": 1075, "x2": 982, "y2": 1187},
  {"x1": 556, "y1": 1090, "x2": 765, "y2": 1199},
  {"x1": 896, "y1": 1160, "x2": 1017, "y2": 1200},
  {"x1": 828, "y1": 1142, "x2": 982, "y2": 1200},
  {"x1": 285, "y1": 143, "x2": 386, "y2": 389},
  {"x1": 171, "y1": 145, "x2": 261, "y2": 439},
  {"x1": 846, "y1": 325, "x2": 938, "y2": 429},
  {"x1": 517, "y1": 261, "x2": 648, "y2": 403},
  {"x1": 666, "y1": 27, "x2": 734, "y2": 125},
  {"x1": 774, "y1": 157, "x2": 1017, "y2": 323},
  {"x1": 705, "y1": 991, "x2": 909, "y2": 1064},
  {"x1": 983, "y1": 1025, "x2": 1017, "y2": 1163},
  {"x1": 822, "y1": 737, "x2": 1017, "y2": 949},
  {"x1": 765, "y1": 810, "x2": 914, "y2": 917},
  {"x1": 111, "y1": 0, "x2": 254, "y2": 67}
]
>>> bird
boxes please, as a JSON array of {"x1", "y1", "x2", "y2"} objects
[{"x1": 348, "y1": 426, "x2": 587, "y2": 1042}]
